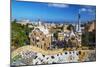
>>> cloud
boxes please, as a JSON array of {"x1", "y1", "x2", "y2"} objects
[
  {"x1": 48, "y1": 3, "x2": 69, "y2": 8},
  {"x1": 80, "y1": 8, "x2": 87, "y2": 12},
  {"x1": 79, "y1": 8, "x2": 95, "y2": 13},
  {"x1": 88, "y1": 9, "x2": 94, "y2": 13}
]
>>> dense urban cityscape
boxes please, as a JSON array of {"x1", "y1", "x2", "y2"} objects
[
  {"x1": 11, "y1": 0, "x2": 96, "y2": 66},
  {"x1": 11, "y1": 18, "x2": 96, "y2": 65}
]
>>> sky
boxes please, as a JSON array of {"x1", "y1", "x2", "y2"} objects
[{"x1": 11, "y1": 0, "x2": 96, "y2": 23}]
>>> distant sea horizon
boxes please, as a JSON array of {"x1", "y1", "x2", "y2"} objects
[{"x1": 11, "y1": 18, "x2": 95, "y2": 25}]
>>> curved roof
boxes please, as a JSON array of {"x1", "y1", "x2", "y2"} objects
[{"x1": 33, "y1": 26, "x2": 49, "y2": 35}]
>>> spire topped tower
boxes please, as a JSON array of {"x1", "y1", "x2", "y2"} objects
[{"x1": 77, "y1": 12, "x2": 81, "y2": 33}]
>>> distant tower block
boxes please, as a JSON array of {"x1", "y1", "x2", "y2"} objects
[{"x1": 38, "y1": 19, "x2": 42, "y2": 26}]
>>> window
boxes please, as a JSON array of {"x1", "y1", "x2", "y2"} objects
[
  {"x1": 32, "y1": 38, "x2": 34, "y2": 41},
  {"x1": 44, "y1": 43, "x2": 46, "y2": 46},
  {"x1": 71, "y1": 37, "x2": 75, "y2": 40},
  {"x1": 40, "y1": 33, "x2": 42, "y2": 35},
  {"x1": 36, "y1": 40, "x2": 39, "y2": 42},
  {"x1": 42, "y1": 38, "x2": 44, "y2": 41},
  {"x1": 37, "y1": 45, "x2": 38, "y2": 47},
  {"x1": 34, "y1": 33, "x2": 36, "y2": 35}
]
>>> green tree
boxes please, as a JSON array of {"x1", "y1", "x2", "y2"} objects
[
  {"x1": 13, "y1": 19, "x2": 17, "y2": 23},
  {"x1": 67, "y1": 24, "x2": 74, "y2": 31},
  {"x1": 11, "y1": 20, "x2": 32, "y2": 50}
]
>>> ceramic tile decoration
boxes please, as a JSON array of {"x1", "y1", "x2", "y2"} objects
[{"x1": 11, "y1": 0, "x2": 96, "y2": 66}]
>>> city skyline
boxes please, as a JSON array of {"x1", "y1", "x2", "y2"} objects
[{"x1": 12, "y1": 0, "x2": 96, "y2": 23}]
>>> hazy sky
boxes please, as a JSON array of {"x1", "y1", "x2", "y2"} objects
[{"x1": 12, "y1": 0, "x2": 96, "y2": 22}]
